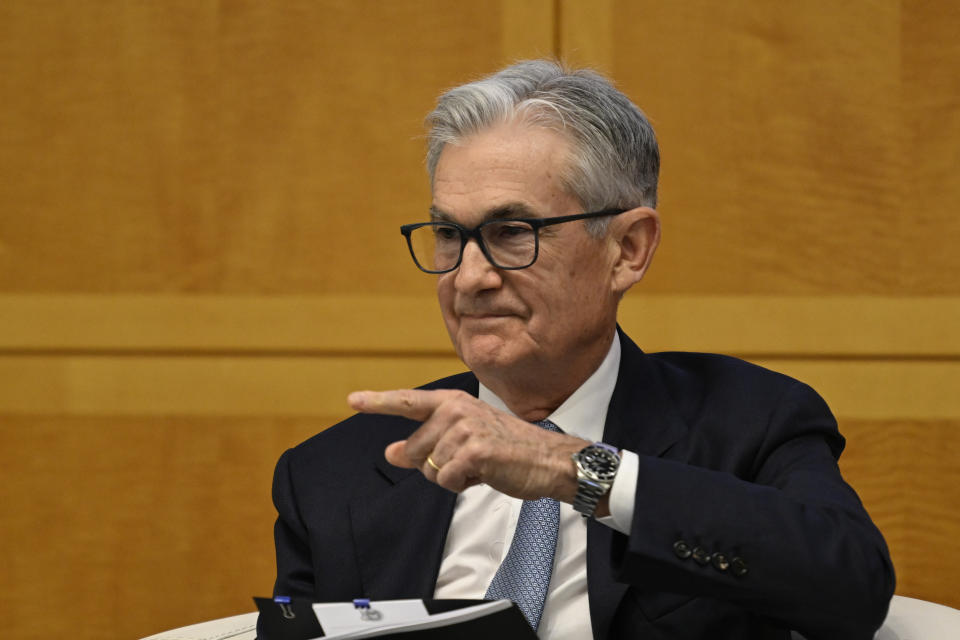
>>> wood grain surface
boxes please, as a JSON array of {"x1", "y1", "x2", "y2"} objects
[{"x1": 0, "y1": 2, "x2": 957, "y2": 638}]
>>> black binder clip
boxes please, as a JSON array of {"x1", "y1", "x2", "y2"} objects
[
  {"x1": 274, "y1": 595, "x2": 296, "y2": 619},
  {"x1": 352, "y1": 598, "x2": 382, "y2": 622}
]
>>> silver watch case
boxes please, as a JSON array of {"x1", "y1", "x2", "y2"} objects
[{"x1": 571, "y1": 442, "x2": 620, "y2": 517}]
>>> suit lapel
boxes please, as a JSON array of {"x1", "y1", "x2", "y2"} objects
[
  {"x1": 604, "y1": 330, "x2": 688, "y2": 457},
  {"x1": 588, "y1": 329, "x2": 689, "y2": 640},
  {"x1": 350, "y1": 460, "x2": 457, "y2": 599}
]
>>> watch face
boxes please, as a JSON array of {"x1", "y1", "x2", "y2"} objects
[{"x1": 578, "y1": 446, "x2": 619, "y2": 482}]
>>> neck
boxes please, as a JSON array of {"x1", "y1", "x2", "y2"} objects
[{"x1": 476, "y1": 327, "x2": 616, "y2": 421}]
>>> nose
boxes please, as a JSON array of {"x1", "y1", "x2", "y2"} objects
[{"x1": 454, "y1": 239, "x2": 502, "y2": 293}]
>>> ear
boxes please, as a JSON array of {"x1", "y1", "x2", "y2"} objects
[{"x1": 609, "y1": 206, "x2": 661, "y2": 295}]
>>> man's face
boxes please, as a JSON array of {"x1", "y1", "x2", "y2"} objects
[{"x1": 431, "y1": 122, "x2": 620, "y2": 380}]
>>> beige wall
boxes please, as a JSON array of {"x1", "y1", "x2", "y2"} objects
[{"x1": 1, "y1": 2, "x2": 957, "y2": 637}]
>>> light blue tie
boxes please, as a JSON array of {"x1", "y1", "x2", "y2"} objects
[{"x1": 484, "y1": 419, "x2": 561, "y2": 630}]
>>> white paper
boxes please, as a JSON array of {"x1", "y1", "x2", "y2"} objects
[
  {"x1": 311, "y1": 599, "x2": 514, "y2": 640},
  {"x1": 312, "y1": 599, "x2": 429, "y2": 637}
]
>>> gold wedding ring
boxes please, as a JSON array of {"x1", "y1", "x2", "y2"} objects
[{"x1": 426, "y1": 455, "x2": 441, "y2": 471}]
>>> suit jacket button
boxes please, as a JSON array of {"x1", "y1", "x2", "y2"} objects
[
  {"x1": 673, "y1": 540, "x2": 692, "y2": 559},
  {"x1": 712, "y1": 552, "x2": 730, "y2": 571},
  {"x1": 692, "y1": 546, "x2": 711, "y2": 565},
  {"x1": 731, "y1": 556, "x2": 749, "y2": 577}
]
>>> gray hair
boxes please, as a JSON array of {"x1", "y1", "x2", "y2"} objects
[{"x1": 425, "y1": 59, "x2": 659, "y2": 235}]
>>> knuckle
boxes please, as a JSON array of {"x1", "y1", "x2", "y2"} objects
[
  {"x1": 460, "y1": 440, "x2": 487, "y2": 466},
  {"x1": 450, "y1": 389, "x2": 472, "y2": 402},
  {"x1": 450, "y1": 420, "x2": 474, "y2": 440},
  {"x1": 398, "y1": 390, "x2": 417, "y2": 409},
  {"x1": 448, "y1": 390, "x2": 478, "y2": 411}
]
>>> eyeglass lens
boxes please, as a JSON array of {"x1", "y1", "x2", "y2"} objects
[{"x1": 408, "y1": 221, "x2": 537, "y2": 272}]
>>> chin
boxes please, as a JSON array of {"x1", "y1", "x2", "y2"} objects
[{"x1": 456, "y1": 331, "x2": 524, "y2": 372}]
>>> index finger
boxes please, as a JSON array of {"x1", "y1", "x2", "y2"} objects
[{"x1": 348, "y1": 389, "x2": 449, "y2": 421}]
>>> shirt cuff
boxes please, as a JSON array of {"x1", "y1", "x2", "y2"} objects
[{"x1": 594, "y1": 449, "x2": 637, "y2": 535}]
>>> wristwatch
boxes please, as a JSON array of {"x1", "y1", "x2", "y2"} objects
[{"x1": 571, "y1": 442, "x2": 621, "y2": 517}]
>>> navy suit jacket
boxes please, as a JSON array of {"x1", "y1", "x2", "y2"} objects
[{"x1": 269, "y1": 332, "x2": 894, "y2": 639}]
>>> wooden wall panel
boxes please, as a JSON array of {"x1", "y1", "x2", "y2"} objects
[
  {"x1": 0, "y1": 355, "x2": 465, "y2": 415},
  {"x1": 0, "y1": 416, "x2": 326, "y2": 639},
  {"x1": 1, "y1": 353, "x2": 958, "y2": 420},
  {"x1": 0, "y1": 0, "x2": 553, "y2": 296},
  {"x1": 901, "y1": 1, "x2": 960, "y2": 293},
  {"x1": 838, "y1": 420, "x2": 960, "y2": 608},
  {"x1": 3, "y1": 295, "x2": 960, "y2": 356},
  {"x1": 563, "y1": 0, "x2": 960, "y2": 296},
  {"x1": 0, "y1": 1, "x2": 556, "y2": 638}
]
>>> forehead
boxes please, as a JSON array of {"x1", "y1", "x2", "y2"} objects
[{"x1": 431, "y1": 122, "x2": 581, "y2": 224}]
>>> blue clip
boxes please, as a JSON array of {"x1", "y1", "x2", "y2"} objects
[
  {"x1": 274, "y1": 595, "x2": 295, "y2": 619},
  {"x1": 353, "y1": 598, "x2": 381, "y2": 621}
]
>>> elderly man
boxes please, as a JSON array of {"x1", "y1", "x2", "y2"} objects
[{"x1": 267, "y1": 60, "x2": 894, "y2": 639}]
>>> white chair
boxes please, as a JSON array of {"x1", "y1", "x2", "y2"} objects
[
  {"x1": 874, "y1": 595, "x2": 960, "y2": 640},
  {"x1": 790, "y1": 595, "x2": 960, "y2": 640},
  {"x1": 139, "y1": 611, "x2": 257, "y2": 640}
]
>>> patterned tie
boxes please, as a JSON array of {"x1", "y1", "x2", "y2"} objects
[{"x1": 484, "y1": 419, "x2": 561, "y2": 630}]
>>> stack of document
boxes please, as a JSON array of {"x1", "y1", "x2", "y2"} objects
[{"x1": 141, "y1": 598, "x2": 535, "y2": 640}]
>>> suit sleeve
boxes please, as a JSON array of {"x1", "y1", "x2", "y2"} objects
[
  {"x1": 610, "y1": 381, "x2": 895, "y2": 639},
  {"x1": 270, "y1": 448, "x2": 317, "y2": 598}
]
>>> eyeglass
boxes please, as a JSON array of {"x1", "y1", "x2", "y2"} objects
[{"x1": 400, "y1": 208, "x2": 626, "y2": 274}]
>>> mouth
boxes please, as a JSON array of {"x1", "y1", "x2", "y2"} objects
[{"x1": 458, "y1": 311, "x2": 517, "y2": 323}]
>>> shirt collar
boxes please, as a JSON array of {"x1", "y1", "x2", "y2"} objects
[{"x1": 478, "y1": 333, "x2": 621, "y2": 442}]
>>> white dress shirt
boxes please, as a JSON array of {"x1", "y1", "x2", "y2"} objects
[{"x1": 433, "y1": 334, "x2": 640, "y2": 639}]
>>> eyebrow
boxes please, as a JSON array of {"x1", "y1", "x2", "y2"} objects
[{"x1": 429, "y1": 202, "x2": 542, "y2": 224}]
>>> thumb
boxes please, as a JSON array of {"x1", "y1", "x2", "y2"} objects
[{"x1": 385, "y1": 440, "x2": 417, "y2": 468}]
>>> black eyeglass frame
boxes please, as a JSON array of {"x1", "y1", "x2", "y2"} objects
[{"x1": 399, "y1": 208, "x2": 627, "y2": 274}]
